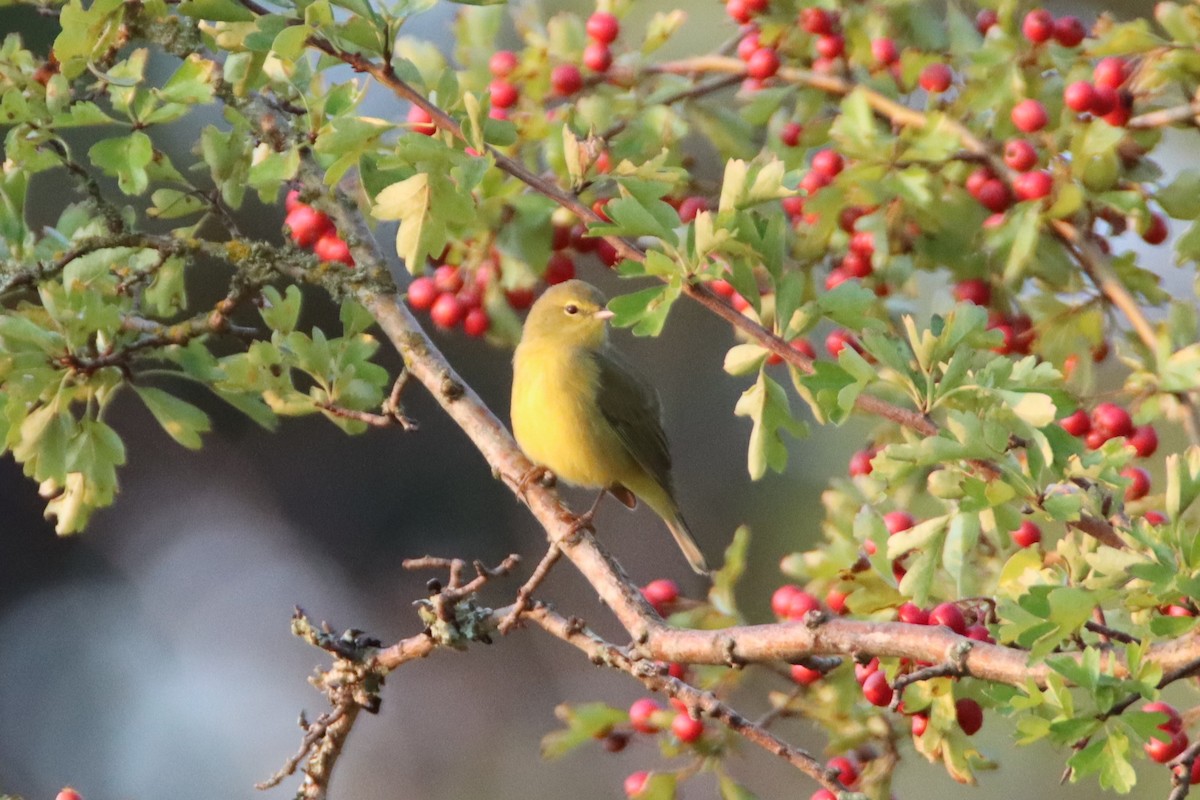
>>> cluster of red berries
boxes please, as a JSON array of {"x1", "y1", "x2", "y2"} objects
[
  {"x1": 1058, "y1": 403, "x2": 1159, "y2": 503},
  {"x1": 405, "y1": 226, "x2": 581, "y2": 335},
  {"x1": 583, "y1": 11, "x2": 619, "y2": 73},
  {"x1": 487, "y1": 50, "x2": 521, "y2": 119},
  {"x1": 283, "y1": 191, "x2": 354, "y2": 266},
  {"x1": 1143, "y1": 701, "x2": 1192, "y2": 765}
]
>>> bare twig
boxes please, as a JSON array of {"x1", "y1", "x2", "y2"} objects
[{"x1": 499, "y1": 543, "x2": 563, "y2": 634}]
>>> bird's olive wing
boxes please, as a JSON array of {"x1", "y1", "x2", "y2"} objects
[{"x1": 592, "y1": 346, "x2": 673, "y2": 488}]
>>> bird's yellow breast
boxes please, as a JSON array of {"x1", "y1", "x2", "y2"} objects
[{"x1": 511, "y1": 339, "x2": 634, "y2": 488}]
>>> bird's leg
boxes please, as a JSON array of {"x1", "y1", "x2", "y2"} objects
[
  {"x1": 562, "y1": 490, "x2": 608, "y2": 542},
  {"x1": 515, "y1": 464, "x2": 556, "y2": 502}
]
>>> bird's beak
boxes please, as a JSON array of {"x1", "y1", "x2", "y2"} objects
[{"x1": 594, "y1": 308, "x2": 615, "y2": 321}]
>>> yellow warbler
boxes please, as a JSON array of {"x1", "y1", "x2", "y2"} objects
[{"x1": 511, "y1": 280, "x2": 708, "y2": 575}]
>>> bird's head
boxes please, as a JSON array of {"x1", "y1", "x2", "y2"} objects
[{"x1": 522, "y1": 279, "x2": 613, "y2": 350}]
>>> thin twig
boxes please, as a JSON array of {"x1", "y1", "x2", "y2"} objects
[{"x1": 499, "y1": 543, "x2": 563, "y2": 634}]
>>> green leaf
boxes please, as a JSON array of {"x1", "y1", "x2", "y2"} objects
[
  {"x1": 540, "y1": 702, "x2": 627, "y2": 760},
  {"x1": 708, "y1": 525, "x2": 749, "y2": 618},
  {"x1": 177, "y1": 0, "x2": 256, "y2": 19},
  {"x1": 734, "y1": 372, "x2": 807, "y2": 479},
  {"x1": 609, "y1": 284, "x2": 680, "y2": 337},
  {"x1": 1158, "y1": 169, "x2": 1200, "y2": 219},
  {"x1": 88, "y1": 132, "x2": 153, "y2": 195},
  {"x1": 260, "y1": 285, "x2": 303, "y2": 334},
  {"x1": 717, "y1": 774, "x2": 759, "y2": 800},
  {"x1": 134, "y1": 386, "x2": 211, "y2": 449}
]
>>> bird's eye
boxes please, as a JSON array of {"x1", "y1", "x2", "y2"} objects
[{"x1": 564, "y1": 304, "x2": 579, "y2": 315}]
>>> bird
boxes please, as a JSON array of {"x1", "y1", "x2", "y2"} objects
[{"x1": 511, "y1": 279, "x2": 708, "y2": 575}]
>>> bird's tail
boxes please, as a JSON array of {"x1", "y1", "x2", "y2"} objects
[{"x1": 666, "y1": 514, "x2": 710, "y2": 576}]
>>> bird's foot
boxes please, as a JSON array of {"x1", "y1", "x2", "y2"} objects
[
  {"x1": 559, "y1": 507, "x2": 596, "y2": 543},
  {"x1": 516, "y1": 465, "x2": 556, "y2": 502}
]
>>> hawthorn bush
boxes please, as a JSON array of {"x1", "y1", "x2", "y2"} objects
[{"x1": 3, "y1": 0, "x2": 1200, "y2": 798}]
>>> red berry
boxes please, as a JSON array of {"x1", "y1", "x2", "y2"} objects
[
  {"x1": 56, "y1": 790, "x2": 83, "y2": 800},
  {"x1": 711, "y1": 278, "x2": 736, "y2": 297},
  {"x1": 791, "y1": 663, "x2": 823, "y2": 685},
  {"x1": 1122, "y1": 466, "x2": 1151, "y2": 501},
  {"x1": 871, "y1": 37, "x2": 899, "y2": 66},
  {"x1": 1004, "y1": 139, "x2": 1038, "y2": 172},
  {"x1": 1011, "y1": 99, "x2": 1048, "y2": 132},
  {"x1": 1090, "y1": 85, "x2": 1118, "y2": 116},
  {"x1": 816, "y1": 33, "x2": 845, "y2": 59},
  {"x1": 811, "y1": 149, "x2": 845, "y2": 177},
  {"x1": 966, "y1": 624, "x2": 994, "y2": 643},
  {"x1": 407, "y1": 276, "x2": 438, "y2": 310},
  {"x1": 848, "y1": 448, "x2": 875, "y2": 477},
  {"x1": 726, "y1": 0, "x2": 753, "y2": 24},
  {"x1": 840, "y1": 251, "x2": 872, "y2": 278},
  {"x1": 284, "y1": 205, "x2": 333, "y2": 247},
  {"x1": 826, "y1": 756, "x2": 859, "y2": 787},
  {"x1": 313, "y1": 232, "x2": 353, "y2": 265},
  {"x1": 737, "y1": 30, "x2": 761, "y2": 61},
  {"x1": 976, "y1": 179, "x2": 1012, "y2": 213},
  {"x1": 642, "y1": 578, "x2": 680, "y2": 612},
  {"x1": 791, "y1": 338, "x2": 816, "y2": 358},
  {"x1": 1013, "y1": 520, "x2": 1042, "y2": 548},
  {"x1": 433, "y1": 264, "x2": 464, "y2": 294},
  {"x1": 1093, "y1": 57, "x2": 1128, "y2": 89},
  {"x1": 544, "y1": 252, "x2": 575, "y2": 285},
  {"x1": 956, "y1": 698, "x2": 984, "y2": 735},
  {"x1": 811, "y1": 791, "x2": 837, "y2": 800},
  {"x1": 771, "y1": 584, "x2": 802, "y2": 617},
  {"x1": 824, "y1": 268, "x2": 853, "y2": 291},
  {"x1": 1053, "y1": 15, "x2": 1086, "y2": 47},
  {"x1": 550, "y1": 64, "x2": 583, "y2": 96},
  {"x1": 975, "y1": 9, "x2": 998, "y2": 34},
  {"x1": 629, "y1": 698, "x2": 663, "y2": 733},
  {"x1": 1103, "y1": 93, "x2": 1133, "y2": 126},
  {"x1": 583, "y1": 42, "x2": 612, "y2": 73},
  {"x1": 407, "y1": 104, "x2": 436, "y2": 135},
  {"x1": 1058, "y1": 409, "x2": 1091, "y2": 436},
  {"x1": 883, "y1": 510, "x2": 915, "y2": 535},
  {"x1": 284, "y1": 189, "x2": 302, "y2": 211},
  {"x1": 862, "y1": 670, "x2": 894, "y2": 706},
  {"x1": 505, "y1": 286, "x2": 536, "y2": 310},
  {"x1": 849, "y1": 230, "x2": 875, "y2": 256},
  {"x1": 1144, "y1": 701, "x2": 1184, "y2": 733},
  {"x1": 800, "y1": 7, "x2": 834, "y2": 34},
  {"x1": 780, "y1": 121, "x2": 803, "y2": 147},
  {"x1": 489, "y1": 79, "x2": 518, "y2": 108},
  {"x1": 1142, "y1": 213, "x2": 1169, "y2": 245},
  {"x1": 1092, "y1": 402, "x2": 1133, "y2": 439},
  {"x1": 430, "y1": 292, "x2": 465, "y2": 329},
  {"x1": 489, "y1": 50, "x2": 518, "y2": 78},
  {"x1": 801, "y1": 170, "x2": 832, "y2": 195},
  {"x1": 912, "y1": 713, "x2": 929, "y2": 736},
  {"x1": 953, "y1": 278, "x2": 991, "y2": 306},
  {"x1": 624, "y1": 771, "x2": 650, "y2": 797},
  {"x1": 1022, "y1": 9, "x2": 1054, "y2": 43},
  {"x1": 919, "y1": 63, "x2": 953, "y2": 93},
  {"x1": 1146, "y1": 729, "x2": 1189, "y2": 763},
  {"x1": 781, "y1": 195, "x2": 806, "y2": 218},
  {"x1": 825, "y1": 329, "x2": 858, "y2": 357},
  {"x1": 855, "y1": 657, "x2": 880, "y2": 683},
  {"x1": 1129, "y1": 424, "x2": 1158, "y2": 457},
  {"x1": 463, "y1": 307, "x2": 490, "y2": 337},
  {"x1": 671, "y1": 712, "x2": 704, "y2": 743},
  {"x1": 786, "y1": 590, "x2": 821, "y2": 620},
  {"x1": 678, "y1": 196, "x2": 709, "y2": 223},
  {"x1": 1064, "y1": 81, "x2": 1097, "y2": 113},
  {"x1": 897, "y1": 602, "x2": 929, "y2": 625},
  {"x1": 586, "y1": 11, "x2": 620, "y2": 44},
  {"x1": 966, "y1": 168, "x2": 993, "y2": 198},
  {"x1": 1014, "y1": 170, "x2": 1053, "y2": 201},
  {"x1": 746, "y1": 47, "x2": 780, "y2": 80},
  {"x1": 929, "y1": 602, "x2": 967, "y2": 635}
]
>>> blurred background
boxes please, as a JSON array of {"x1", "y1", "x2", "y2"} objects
[{"x1": 0, "y1": 0, "x2": 1185, "y2": 798}]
